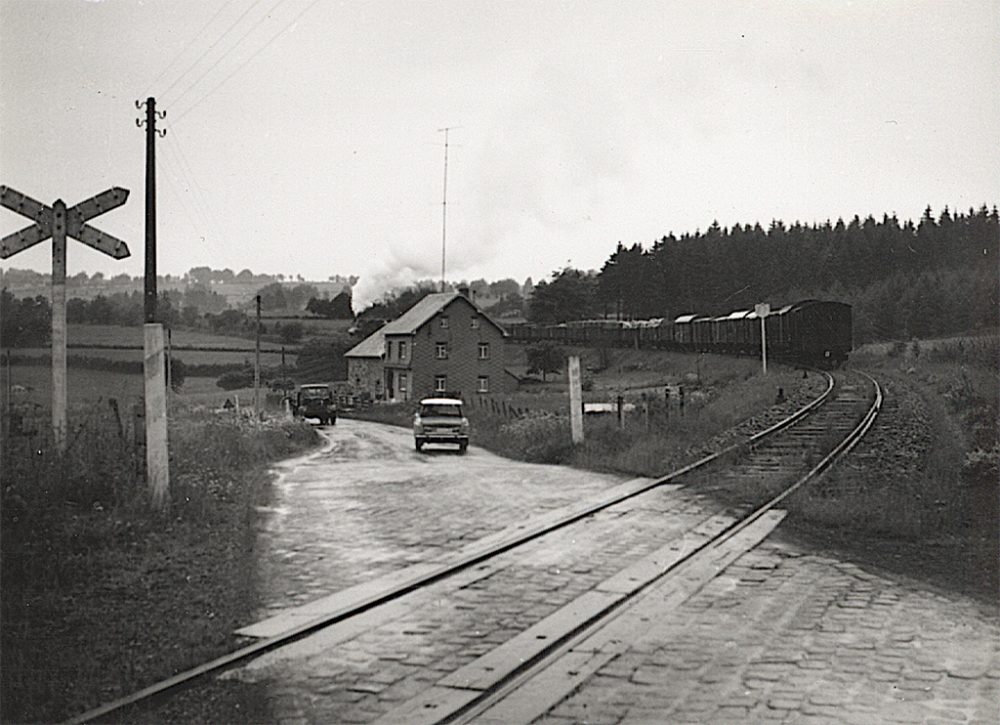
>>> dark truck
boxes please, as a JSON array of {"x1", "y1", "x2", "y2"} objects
[{"x1": 292, "y1": 384, "x2": 337, "y2": 425}]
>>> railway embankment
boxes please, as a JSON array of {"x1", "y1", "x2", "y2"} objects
[{"x1": 781, "y1": 349, "x2": 998, "y2": 604}]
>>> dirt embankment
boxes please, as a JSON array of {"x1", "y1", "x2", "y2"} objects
[{"x1": 782, "y1": 365, "x2": 998, "y2": 604}]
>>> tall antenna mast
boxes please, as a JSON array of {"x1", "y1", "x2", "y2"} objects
[{"x1": 437, "y1": 127, "x2": 457, "y2": 292}]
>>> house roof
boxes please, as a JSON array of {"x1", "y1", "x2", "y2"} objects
[
  {"x1": 344, "y1": 326, "x2": 385, "y2": 358},
  {"x1": 381, "y1": 292, "x2": 507, "y2": 336}
]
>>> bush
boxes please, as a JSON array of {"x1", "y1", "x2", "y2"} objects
[
  {"x1": 216, "y1": 366, "x2": 255, "y2": 390},
  {"x1": 1, "y1": 407, "x2": 320, "y2": 722}
]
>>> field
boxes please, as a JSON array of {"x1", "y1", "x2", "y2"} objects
[
  {"x1": 260, "y1": 316, "x2": 353, "y2": 335},
  {"x1": 61, "y1": 324, "x2": 289, "y2": 350}
]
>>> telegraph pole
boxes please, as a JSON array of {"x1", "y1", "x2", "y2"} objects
[
  {"x1": 136, "y1": 97, "x2": 169, "y2": 507},
  {"x1": 254, "y1": 295, "x2": 261, "y2": 419},
  {"x1": 137, "y1": 97, "x2": 164, "y2": 322}
]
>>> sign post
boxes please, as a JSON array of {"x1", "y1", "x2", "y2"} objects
[
  {"x1": 755, "y1": 302, "x2": 771, "y2": 375},
  {"x1": 567, "y1": 355, "x2": 584, "y2": 444},
  {"x1": 1, "y1": 185, "x2": 130, "y2": 451}
]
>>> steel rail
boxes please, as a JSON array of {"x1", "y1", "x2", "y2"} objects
[
  {"x1": 64, "y1": 371, "x2": 838, "y2": 725},
  {"x1": 445, "y1": 370, "x2": 883, "y2": 725}
]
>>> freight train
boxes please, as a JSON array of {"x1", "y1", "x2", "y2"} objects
[{"x1": 506, "y1": 299, "x2": 852, "y2": 368}]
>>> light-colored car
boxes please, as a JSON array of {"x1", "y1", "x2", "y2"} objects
[{"x1": 413, "y1": 397, "x2": 469, "y2": 453}]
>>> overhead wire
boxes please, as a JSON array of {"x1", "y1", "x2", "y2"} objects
[
  {"x1": 159, "y1": 0, "x2": 268, "y2": 106},
  {"x1": 159, "y1": 151, "x2": 208, "y2": 242},
  {"x1": 171, "y1": 0, "x2": 323, "y2": 126},
  {"x1": 140, "y1": 0, "x2": 236, "y2": 101},
  {"x1": 162, "y1": 129, "x2": 227, "y2": 250},
  {"x1": 167, "y1": 0, "x2": 291, "y2": 112}
]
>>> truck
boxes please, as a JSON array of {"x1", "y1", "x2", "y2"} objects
[{"x1": 292, "y1": 384, "x2": 337, "y2": 425}]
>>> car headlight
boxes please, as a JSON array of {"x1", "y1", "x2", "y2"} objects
[
  {"x1": 414, "y1": 421, "x2": 424, "y2": 433},
  {"x1": 460, "y1": 418, "x2": 469, "y2": 433}
]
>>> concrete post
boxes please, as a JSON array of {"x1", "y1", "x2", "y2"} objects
[
  {"x1": 51, "y1": 200, "x2": 67, "y2": 452},
  {"x1": 144, "y1": 323, "x2": 169, "y2": 507},
  {"x1": 568, "y1": 355, "x2": 583, "y2": 444}
]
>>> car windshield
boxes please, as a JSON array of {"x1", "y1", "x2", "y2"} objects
[
  {"x1": 420, "y1": 404, "x2": 462, "y2": 417},
  {"x1": 301, "y1": 389, "x2": 329, "y2": 399}
]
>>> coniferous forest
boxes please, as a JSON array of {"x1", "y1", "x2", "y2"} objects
[{"x1": 530, "y1": 205, "x2": 998, "y2": 344}]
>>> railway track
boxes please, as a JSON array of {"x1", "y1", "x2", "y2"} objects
[{"x1": 67, "y1": 369, "x2": 881, "y2": 725}]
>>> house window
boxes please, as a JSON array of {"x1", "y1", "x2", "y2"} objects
[
  {"x1": 477, "y1": 376, "x2": 489, "y2": 393},
  {"x1": 399, "y1": 373, "x2": 407, "y2": 392},
  {"x1": 436, "y1": 342, "x2": 448, "y2": 359},
  {"x1": 385, "y1": 340, "x2": 392, "y2": 358},
  {"x1": 434, "y1": 375, "x2": 447, "y2": 392},
  {"x1": 470, "y1": 317, "x2": 480, "y2": 329},
  {"x1": 440, "y1": 316, "x2": 449, "y2": 329},
  {"x1": 399, "y1": 341, "x2": 407, "y2": 361},
  {"x1": 478, "y1": 342, "x2": 490, "y2": 360}
]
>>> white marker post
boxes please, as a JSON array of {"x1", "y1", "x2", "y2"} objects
[
  {"x1": 755, "y1": 302, "x2": 771, "y2": 375},
  {"x1": 144, "y1": 323, "x2": 170, "y2": 507},
  {"x1": 568, "y1": 355, "x2": 584, "y2": 444}
]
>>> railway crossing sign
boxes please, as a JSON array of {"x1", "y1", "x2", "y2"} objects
[
  {"x1": 0, "y1": 184, "x2": 131, "y2": 452},
  {"x1": 1, "y1": 186, "x2": 130, "y2": 259}
]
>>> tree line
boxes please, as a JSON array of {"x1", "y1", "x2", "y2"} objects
[{"x1": 528, "y1": 205, "x2": 998, "y2": 343}]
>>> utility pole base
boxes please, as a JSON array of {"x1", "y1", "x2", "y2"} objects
[{"x1": 144, "y1": 323, "x2": 170, "y2": 507}]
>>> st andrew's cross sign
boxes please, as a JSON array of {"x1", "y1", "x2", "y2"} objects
[
  {"x1": 1, "y1": 185, "x2": 130, "y2": 259},
  {"x1": 0, "y1": 185, "x2": 131, "y2": 451}
]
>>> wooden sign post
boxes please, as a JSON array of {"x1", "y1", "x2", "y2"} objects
[{"x1": 0, "y1": 185, "x2": 130, "y2": 451}]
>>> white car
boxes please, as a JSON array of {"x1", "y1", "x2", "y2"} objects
[{"x1": 413, "y1": 397, "x2": 469, "y2": 453}]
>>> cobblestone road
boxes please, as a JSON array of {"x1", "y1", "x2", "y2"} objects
[
  {"x1": 251, "y1": 419, "x2": 637, "y2": 616},
  {"x1": 523, "y1": 538, "x2": 999, "y2": 724},
  {"x1": 153, "y1": 417, "x2": 997, "y2": 724}
]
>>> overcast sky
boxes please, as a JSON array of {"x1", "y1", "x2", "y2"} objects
[{"x1": 1, "y1": 0, "x2": 997, "y2": 306}]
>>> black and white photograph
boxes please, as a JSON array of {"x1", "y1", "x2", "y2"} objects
[{"x1": 1, "y1": 1, "x2": 997, "y2": 722}]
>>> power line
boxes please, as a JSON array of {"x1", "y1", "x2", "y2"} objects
[
  {"x1": 168, "y1": 0, "x2": 290, "y2": 111},
  {"x1": 159, "y1": 151, "x2": 208, "y2": 241},
  {"x1": 172, "y1": 0, "x2": 322, "y2": 126},
  {"x1": 162, "y1": 129, "x2": 228, "y2": 251},
  {"x1": 160, "y1": 0, "x2": 267, "y2": 105},
  {"x1": 141, "y1": 0, "x2": 236, "y2": 100}
]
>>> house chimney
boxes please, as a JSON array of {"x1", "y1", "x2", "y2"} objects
[{"x1": 458, "y1": 285, "x2": 471, "y2": 300}]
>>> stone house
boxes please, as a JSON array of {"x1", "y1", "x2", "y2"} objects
[
  {"x1": 344, "y1": 327, "x2": 385, "y2": 399},
  {"x1": 374, "y1": 289, "x2": 514, "y2": 402}
]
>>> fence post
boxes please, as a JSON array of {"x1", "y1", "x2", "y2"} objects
[
  {"x1": 132, "y1": 401, "x2": 145, "y2": 479},
  {"x1": 108, "y1": 398, "x2": 124, "y2": 440}
]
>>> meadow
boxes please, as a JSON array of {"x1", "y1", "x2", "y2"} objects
[{"x1": 61, "y1": 323, "x2": 289, "y2": 350}]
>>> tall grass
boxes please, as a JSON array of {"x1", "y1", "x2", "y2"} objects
[
  {"x1": 784, "y1": 339, "x2": 998, "y2": 594},
  {"x1": 1, "y1": 402, "x2": 320, "y2": 723},
  {"x1": 350, "y1": 369, "x2": 812, "y2": 478}
]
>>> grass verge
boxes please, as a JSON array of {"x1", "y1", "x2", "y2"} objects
[
  {"x1": 781, "y1": 344, "x2": 998, "y2": 602},
  {"x1": 1, "y1": 405, "x2": 321, "y2": 724},
  {"x1": 348, "y1": 357, "x2": 823, "y2": 479}
]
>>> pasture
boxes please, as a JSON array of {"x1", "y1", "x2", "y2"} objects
[{"x1": 63, "y1": 324, "x2": 289, "y2": 350}]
